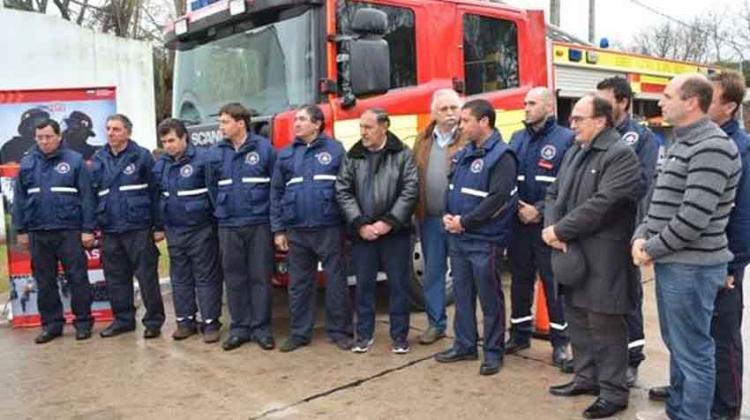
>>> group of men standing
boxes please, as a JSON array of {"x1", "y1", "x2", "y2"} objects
[{"x1": 10, "y1": 70, "x2": 747, "y2": 420}]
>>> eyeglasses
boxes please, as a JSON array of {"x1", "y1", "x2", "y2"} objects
[{"x1": 569, "y1": 115, "x2": 595, "y2": 125}]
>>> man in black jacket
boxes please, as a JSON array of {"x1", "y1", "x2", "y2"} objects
[
  {"x1": 335, "y1": 108, "x2": 419, "y2": 354},
  {"x1": 543, "y1": 95, "x2": 641, "y2": 419}
]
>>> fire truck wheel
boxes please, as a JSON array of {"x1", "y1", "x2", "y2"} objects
[{"x1": 408, "y1": 240, "x2": 454, "y2": 310}]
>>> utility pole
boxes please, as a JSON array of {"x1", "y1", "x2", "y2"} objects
[
  {"x1": 550, "y1": 0, "x2": 560, "y2": 26},
  {"x1": 588, "y1": 0, "x2": 595, "y2": 44}
]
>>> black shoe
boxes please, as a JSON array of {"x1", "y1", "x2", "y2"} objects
[
  {"x1": 710, "y1": 413, "x2": 738, "y2": 420},
  {"x1": 34, "y1": 330, "x2": 62, "y2": 344},
  {"x1": 582, "y1": 397, "x2": 627, "y2": 419},
  {"x1": 172, "y1": 324, "x2": 197, "y2": 340},
  {"x1": 280, "y1": 337, "x2": 308, "y2": 353},
  {"x1": 434, "y1": 348, "x2": 479, "y2": 363},
  {"x1": 257, "y1": 336, "x2": 275, "y2": 350},
  {"x1": 479, "y1": 359, "x2": 503, "y2": 376},
  {"x1": 504, "y1": 335, "x2": 530, "y2": 355},
  {"x1": 222, "y1": 335, "x2": 247, "y2": 351},
  {"x1": 143, "y1": 328, "x2": 161, "y2": 339},
  {"x1": 549, "y1": 381, "x2": 600, "y2": 397},
  {"x1": 99, "y1": 324, "x2": 135, "y2": 338},
  {"x1": 626, "y1": 365, "x2": 639, "y2": 387},
  {"x1": 552, "y1": 345, "x2": 570, "y2": 368},
  {"x1": 561, "y1": 357, "x2": 575, "y2": 374},
  {"x1": 648, "y1": 385, "x2": 670, "y2": 402},
  {"x1": 332, "y1": 337, "x2": 353, "y2": 351},
  {"x1": 75, "y1": 330, "x2": 92, "y2": 341}
]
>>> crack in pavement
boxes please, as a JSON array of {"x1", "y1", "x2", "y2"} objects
[
  {"x1": 249, "y1": 317, "x2": 607, "y2": 419},
  {"x1": 251, "y1": 277, "x2": 658, "y2": 418}
]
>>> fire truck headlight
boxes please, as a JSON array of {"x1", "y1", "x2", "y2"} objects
[
  {"x1": 175, "y1": 19, "x2": 189, "y2": 36},
  {"x1": 229, "y1": 0, "x2": 246, "y2": 16}
]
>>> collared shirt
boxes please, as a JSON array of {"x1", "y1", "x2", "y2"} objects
[{"x1": 433, "y1": 126, "x2": 456, "y2": 148}]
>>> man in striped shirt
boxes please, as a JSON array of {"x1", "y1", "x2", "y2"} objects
[{"x1": 632, "y1": 74, "x2": 741, "y2": 420}]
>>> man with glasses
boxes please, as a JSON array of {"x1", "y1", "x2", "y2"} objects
[
  {"x1": 545, "y1": 94, "x2": 641, "y2": 419},
  {"x1": 12, "y1": 118, "x2": 95, "y2": 343}
]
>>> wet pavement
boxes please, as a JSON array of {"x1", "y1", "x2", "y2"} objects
[{"x1": 1, "y1": 266, "x2": 747, "y2": 419}]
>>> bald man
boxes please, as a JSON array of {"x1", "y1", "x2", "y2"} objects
[{"x1": 506, "y1": 87, "x2": 575, "y2": 368}]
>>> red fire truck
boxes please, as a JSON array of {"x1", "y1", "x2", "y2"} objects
[{"x1": 164, "y1": 0, "x2": 714, "y2": 306}]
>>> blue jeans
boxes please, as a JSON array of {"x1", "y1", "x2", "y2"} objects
[
  {"x1": 654, "y1": 262, "x2": 726, "y2": 420},
  {"x1": 419, "y1": 217, "x2": 449, "y2": 332}
]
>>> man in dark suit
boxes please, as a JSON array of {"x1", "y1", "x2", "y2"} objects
[{"x1": 542, "y1": 94, "x2": 641, "y2": 419}]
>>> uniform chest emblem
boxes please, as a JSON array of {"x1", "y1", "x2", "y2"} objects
[
  {"x1": 317, "y1": 152, "x2": 332, "y2": 165},
  {"x1": 180, "y1": 164, "x2": 194, "y2": 178},
  {"x1": 245, "y1": 151, "x2": 260, "y2": 165},
  {"x1": 622, "y1": 131, "x2": 639, "y2": 146},
  {"x1": 54, "y1": 162, "x2": 71, "y2": 174},
  {"x1": 470, "y1": 158, "x2": 484, "y2": 173},
  {"x1": 123, "y1": 163, "x2": 136, "y2": 175},
  {"x1": 540, "y1": 145, "x2": 557, "y2": 160}
]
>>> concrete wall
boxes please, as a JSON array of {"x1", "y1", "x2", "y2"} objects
[{"x1": 0, "y1": 8, "x2": 157, "y2": 149}]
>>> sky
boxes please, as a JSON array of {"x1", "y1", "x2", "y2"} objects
[{"x1": 505, "y1": 0, "x2": 746, "y2": 48}]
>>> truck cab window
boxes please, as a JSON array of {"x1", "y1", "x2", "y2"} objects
[
  {"x1": 463, "y1": 14, "x2": 519, "y2": 95},
  {"x1": 337, "y1": 1, "x2": 417, "y2": 91}
]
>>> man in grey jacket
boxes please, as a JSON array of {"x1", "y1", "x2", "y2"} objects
[
  {"x1": 544, "y1": 94, "x2": 641, "y2": 419},
  {"x1": 633, "y1": 74, "x2": 741, "y2": 420},
  {"x1": 335, "y1": 108, "x2": 419, "y2": 354}
]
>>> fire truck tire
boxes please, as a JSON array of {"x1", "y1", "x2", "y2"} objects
[{"x1": 408, "y1": 240, "x2": 454, "y2": 310}]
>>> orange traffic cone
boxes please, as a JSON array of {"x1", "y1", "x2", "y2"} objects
[{"x1": 532, "y1": 278, "x2": 550, "y2": 340}]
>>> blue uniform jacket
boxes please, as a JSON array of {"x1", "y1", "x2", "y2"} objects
[
  {"x1": 447, "y1": 130, "x2": 517, "y2": 245},
  {"x1": 153, "y1": 143, "x2": 214, "y2": 231},
  {"x1": 509, "y1": 117, "x2": 574, "y2": 214},
  {"x1": 89, "y1": 140, "x2": 158, "y2": 233},
  {"x1": 270, "y1": 134, "x2": 344, "y2": 233},
  {"x1": 12, "y1": 145, "x2": 95, "y2": 233},
  {"x1": 207, "y1": 133, "x2": 276, "y2": 228},
  {"x1": 722, "y1": 119, "x2": 750, "y2": 272},
  {"x1": 616, "y1": 116, "x2": 659, "y2": 202}
]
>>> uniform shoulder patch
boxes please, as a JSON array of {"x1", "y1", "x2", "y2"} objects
[
  {"x1": 622, "y1": 131, "x2": 639, "y2": 146},
  {"x1": 540, "y1": 144, "x2": 557, "y2": 160},
  {"x1": 55, "y1": 162, "x2": 71, "y2": 174},
  {"x1": 470, "y1": 158, "x2": 484, "y2": 173}
]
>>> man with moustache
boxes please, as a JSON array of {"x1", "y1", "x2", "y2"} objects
[{"x1": 413, "y1": 89, "x2": 466, "y2": 345}]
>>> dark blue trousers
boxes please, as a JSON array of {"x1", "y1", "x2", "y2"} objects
[
  {"x1": 166, "y1": 224, "x2": 223, "y2": 331},
  {"x1": 626, "y1": 270, "x2": 646, "y2": 367},
  {"x1": 286, "y1": 226, "x2": 352, "y2": 342},
  {"x1": 102, "y1": 229, "x2": 165, "y2": 330},
  {"x1": 351, "y1": 232, "x2": 411, "y2": 342},
  {"x1": 711, "y1": 265, "x2": 744, "y2": 418},
  {"x1": 218, "y1": 224, "x2": 273, "y2": 341},
  {"x1": 449, "y1": 236, "x2": 506, "y2": 362},
  {"x1": 508, "y1": 221, "x2": 568, "y2": 347},
  {"x1": 30, "y1": 230, "x2": 92, "y2": 333}
]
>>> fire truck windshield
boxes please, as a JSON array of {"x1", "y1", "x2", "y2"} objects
[{"x1": 173, "y1": 10, "x2": 316, "y2": 123}]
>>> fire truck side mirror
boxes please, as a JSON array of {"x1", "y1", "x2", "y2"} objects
[{"x1": 348, "y1": 9, "x2": 390, "y2": 97}]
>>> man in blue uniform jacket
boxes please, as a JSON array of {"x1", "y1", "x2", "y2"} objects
[
  {"x1": 90, "y1": 114, "x2": 165, "y2": 339},
  {"x1": 271, "y1": 105, "x2": 353, "y2": 352},
  {"x1": 207, "y1": 103, "x2": 277, "y2": 351},
  {"x1": 597, "y1": 76, "x2": 659, "y2": 386},
  {"x1": 435, "y1": 99, "x2": 518, "y2": 376},
  {"x1": 153, "y1": 118, "x2": 223, "y2": 344},
  {"x1": 506, "y1": 87, "x2": 574, "y2": 368},
  {"x1": 12, "y1": 118, "x2": 95, "y2": 343}
]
